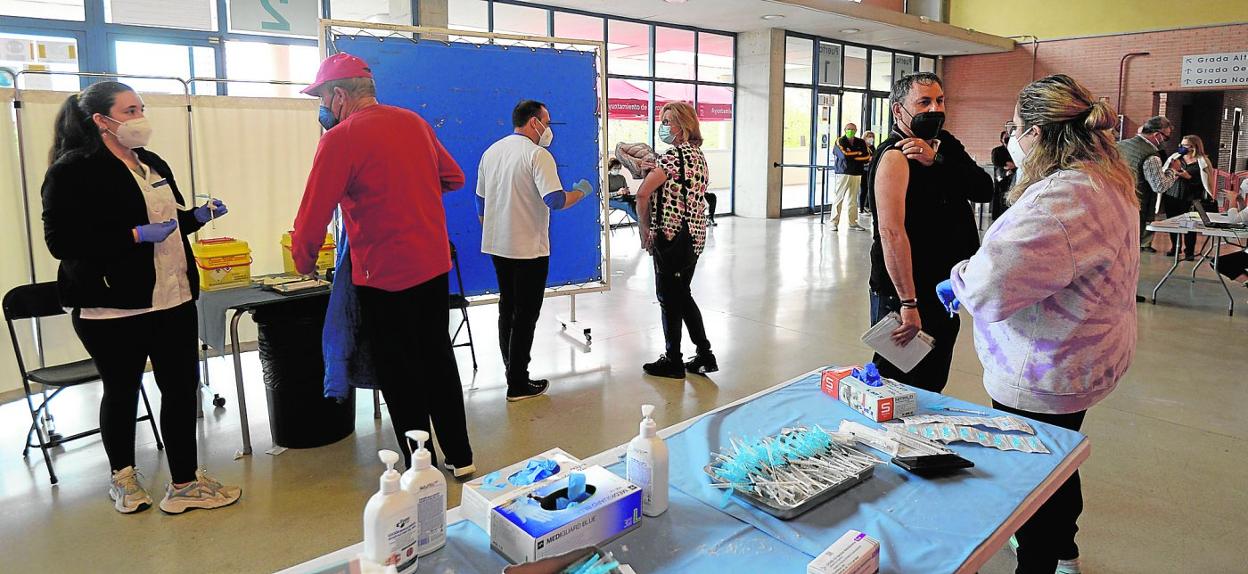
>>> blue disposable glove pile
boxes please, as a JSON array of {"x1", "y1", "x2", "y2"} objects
[
  {"x1": 935, "y1": 279, "x2": 960, "y2": 317},
  {"x1": 194, "y1": 198, "x2": 229, "y2": 223},
  {"x1": 554, "y1": 472, "x2": 590, "y2": 510},
  {"x1": 135, "y1": 220, "x2": 177, "y2": 243},
  {"x1": 508, "y1": 458, "x2": 560, "y2": 487}
]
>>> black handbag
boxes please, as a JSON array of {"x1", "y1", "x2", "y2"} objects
[{"x1": 651, "y1": 146, "x2": 697, "y2": 270}]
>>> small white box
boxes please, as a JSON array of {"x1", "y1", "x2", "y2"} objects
[
  {"x1": 490, "y1": 465, "x2": 643, "y2": 564},
  {"x1": 808, "y1": 530, "x2": 880, "y2": 574},
  {"x1": 461, "y1": 448, "x2": 584, "y2": 536}
]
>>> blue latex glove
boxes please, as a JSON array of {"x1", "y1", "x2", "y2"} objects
[
  {"x1": 135, "y1": 220, "x2": 177, "y2": 243},
  {"x1": 573, "y1": 179, "x2": 594, "y2": 198},
  {"x1": 935, "y1": 279, "x2": 960, "y2": 317},
  {"x1": 194, "y1": 198, "x2": 228, "y2": 223}
]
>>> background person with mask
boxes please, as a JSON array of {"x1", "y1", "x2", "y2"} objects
[
  {"x1": 991, "y1": 129, "x2": 1017, "y2": 219},
  {"x1": 607, "y1": 158, "x2": 638, "y2": 223},
  {"x1": 476, "y1": 100, "x2": 593, "y2": 402},
  {"x1": 858, "y1": 130, "x2": 877, "y2": 215},
  {"x1": 636, "y1": 102, "x2": 715, "y2": 379},
  {"x1": 830, "y1": 123, "x2": 872, "y2": 232},
  {"x1": 1116, "y1": 116, "x2": 1175, "y2": 254},
  {"x1": 1160, "y1": 134, "x2": 1214, "y2": 260},
  {"x1": 939, "y1": 73, "x2": 1139, "y2": 574},
  {"x1": 866, "y1": 72, "x2": 993, "y2": 393},
  {"x1": 291, "y1": 53, "x2": 475, "y2": 476},
  {"x1": 41, "y1": 80, "x2": 239, "y2": 515}
]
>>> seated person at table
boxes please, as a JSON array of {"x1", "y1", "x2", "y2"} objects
[{"x1": 608, "y1": 158, "x2": 639, "y2": 224}]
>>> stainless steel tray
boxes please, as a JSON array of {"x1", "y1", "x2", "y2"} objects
[{"x1": 703, "y1": 452, "x2": 875, "y2": 520}]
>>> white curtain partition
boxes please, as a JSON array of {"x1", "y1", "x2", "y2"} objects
[{"x1": 0, "y1": 89, "x2": 319, "y2": 395}]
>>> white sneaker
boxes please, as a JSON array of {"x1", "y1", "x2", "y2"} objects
[
  {"x1": 829, "y1": 225, "x2": 839, "y2": 232},
  {"x1": 1056, "y1": 558, "x2": 1082, "y2": 574},
  {"x1": 848, "y1": 224, "x2": 867, "y2": 232},
  {"x1": 159, "y1": 469, "x2": 242, "y2": 514},
  {"x1": 109, "y1": 466, "x2": 153, "y2": 514}
]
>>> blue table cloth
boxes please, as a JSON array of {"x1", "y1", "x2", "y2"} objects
[{"x1": 664, "y1": 372, "x2": 1087, "y2": 573}]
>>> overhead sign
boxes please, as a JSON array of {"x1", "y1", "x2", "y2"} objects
[
  {"x1": 1180, "y1": 51, "x2": 1248, "y2": 88},
  {"x1": 230, "y1": 0, "x2": 319, "y2": 37},
  {"x1": 819, "y1": 42, "x2": 842, "y2": 86}
]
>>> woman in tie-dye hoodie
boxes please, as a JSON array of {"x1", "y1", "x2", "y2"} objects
[{"x1": 946, "y1": 75, "x2": 1138, "y2": 574}]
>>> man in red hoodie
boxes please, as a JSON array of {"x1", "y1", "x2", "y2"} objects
[{"x1": 291, "y1": 53, "x2": 474, "y2": 477}]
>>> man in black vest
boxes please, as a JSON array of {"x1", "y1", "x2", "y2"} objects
[{"x1": 1116, "y1": 116, "x2": 1175, "y2": 253}]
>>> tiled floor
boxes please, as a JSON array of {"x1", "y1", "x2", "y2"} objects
[{"x1": 1, "y1": 215, "x2": 1245, "y2": 573}]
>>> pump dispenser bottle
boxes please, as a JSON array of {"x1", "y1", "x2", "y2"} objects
[
  {"x1": 626, "y1": 404, "x2": 669, "y2": 516},
  {"x1": 363, "y1": 449, "x2": 420, "y2": 573},
  {"x1": 400, "y1": 430, "x2": 447, "y2": 556}
]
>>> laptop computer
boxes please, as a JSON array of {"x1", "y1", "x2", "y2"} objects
[{"x1": 1191, "y1": 201, "x2": 1248, "y2": 230}]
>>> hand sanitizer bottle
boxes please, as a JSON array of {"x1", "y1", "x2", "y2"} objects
[
  {"x1": 401, "y1": 430, "x2": 447, "y2": 556},
  {"x1": 363, "y1": 450, "x2": 420, "y2": 573},
  {"x1": 626, "y1": 404, "x2": 669, "y2": 516}
]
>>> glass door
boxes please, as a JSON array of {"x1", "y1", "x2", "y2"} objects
[
  {"x1": 813, "y1": 89, "x2": 840, "y2": 213},
  {"x1": 868, "y1": 95, "x2": 890, "y2": 139}
]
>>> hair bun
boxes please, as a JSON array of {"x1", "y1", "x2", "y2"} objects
[{"x1": 1084, "y1": 100, "x2": 1116, "y2": 131}]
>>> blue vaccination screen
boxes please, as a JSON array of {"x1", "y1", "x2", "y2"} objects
[{"x1": 333, "y1": 37, "x2": 603, "y2": 297}]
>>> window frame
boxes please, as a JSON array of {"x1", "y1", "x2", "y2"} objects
[{"x1": 781, "y1": 30, "x2": 935, "y2": 216}]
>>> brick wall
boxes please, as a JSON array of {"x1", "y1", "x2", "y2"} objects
[{"x1": 942, "y1": 24, "x2": 1248, "y2": 162}]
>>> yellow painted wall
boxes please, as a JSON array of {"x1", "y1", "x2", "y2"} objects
[{"x1": 949, "y1": 0, "x2": 1248, "y2": 39}]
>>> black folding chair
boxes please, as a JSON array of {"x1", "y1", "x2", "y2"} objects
[
  {"x1": 4, "y1": 282, "x2": 162, "y2": 485},
  {"x1": 448, "y1": 241, "x2": 478, "y2": 371}
]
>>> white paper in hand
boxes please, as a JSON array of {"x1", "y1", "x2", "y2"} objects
[{"x1": 861, "y1": 312, "x2": 934, "y2": 373}]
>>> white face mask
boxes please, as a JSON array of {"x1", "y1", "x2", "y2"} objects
[
  {"x1": 535, "y1": 118, "x2": 554, "y2": 147},
  {"x1": 104, "y1": 115, "x2": 153, "y2": 149},
  {"x1": 1007, "y1": 126, "x2": 1032, "y2": 168}
]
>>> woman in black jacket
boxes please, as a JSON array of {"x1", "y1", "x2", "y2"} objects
[{"x1": 41, "y1": 81, "x2": 240, "y2": 515}]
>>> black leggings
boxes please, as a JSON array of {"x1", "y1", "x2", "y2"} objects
[
  {"x1": 72, "y1": 301, "x2": 200, "y2": 484},
  {"x1": 994, "y1": 402, "x2": 1087, "y2": 574},
  {"x1": 357, "y1": 275, "x2": 473, "y2": 469}
]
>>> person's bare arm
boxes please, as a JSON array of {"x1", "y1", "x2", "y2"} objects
[{"x1": 875, "y1": 150, "x2": 922, "y2": 345}]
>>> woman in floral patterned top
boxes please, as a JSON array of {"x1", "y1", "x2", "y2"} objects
[{"x1": 635, "y1": 101, "x2": 716, "y2": 379}]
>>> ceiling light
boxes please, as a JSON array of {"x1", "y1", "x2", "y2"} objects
[
  {"x1": 840, "y1": 28, "x2": 861, "y2": 34},
  {"x1": 761, "y1": 14, "x2": 785, "y2": 20}
]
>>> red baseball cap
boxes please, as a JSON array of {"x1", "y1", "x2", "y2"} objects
[{"x1": 301, "y1": 53, "x2": 373, "y2": 95}]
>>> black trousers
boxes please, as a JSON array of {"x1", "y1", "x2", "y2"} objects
[
  {"x1": 858, "y1": 171, "x2": 871, "y2": 212},
  {"x1": 1159, "y1": 194, "x2": 1197, "y2": 257},
  {"x1": 356, "y1": 275, "x2": 472, "y2": 469},
  {"x1": 492, "y1": 256, "x2": 549, "y2": 386},
  {"x1": 72, "y1": 301, "x2": 200, "y2": 484},
  {"x1": 993, "y1": 402, "x2": 1087, "y2": 573},
  {"x1": 705, "y1": 192, "x2": 718, "y2": 222},
  {"x1": 868, "y1": 290, "x2": 960, "y2": 393},
  {"x1": 1215, "y1": 250, "x2": 1248, "y2": 280},
  {"x1": 653, "y1": 230, "x2": 711, "y2": 361},
  {"x1": 1139, "y1": 192, "x2": 1156, "y2": 248}
]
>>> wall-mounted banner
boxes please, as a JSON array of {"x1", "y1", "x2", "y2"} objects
[
  {"x1": 1180, "y1": 51, "x2": 1248, "y2": 88},
  {"x1": 230, "y1": 0, "x2": 319, "y2": 37}
]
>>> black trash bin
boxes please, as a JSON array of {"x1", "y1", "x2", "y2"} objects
[{"x1": 252, "y1": 294, "x2": 355, "y2": 448}]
